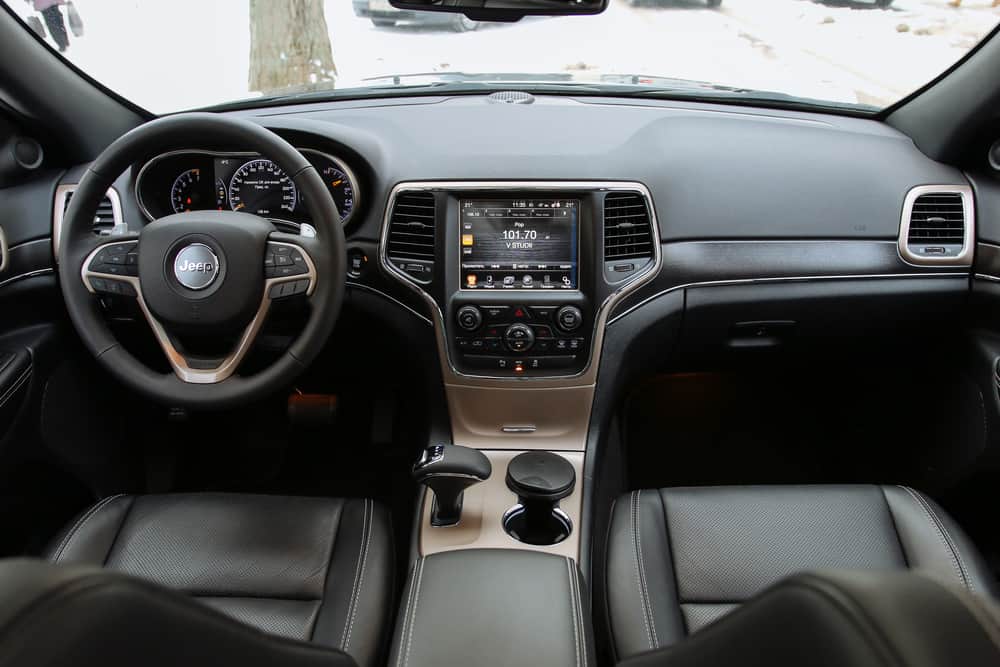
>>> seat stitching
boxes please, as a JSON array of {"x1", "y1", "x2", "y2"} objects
[
  {"x1": 633, "y1": 489, "x2": 659, "y2": 649},
  {"x1": 878, "y1": 485, "x2": 910, "y2": 567},
  {"x1": 566, "y1": 558, "x2": 581, "y2": 667},
  {"x1": 394, "y1": 558, "x2": 420, "y2": 667},
  {"x1": 572, "y1": 558, "x2": 588, "y2": 667},
  {"x1": 904, "y1": 486, "x2": 973, "y2": 593},
  {"x1": 0, "y1": 367, "x2": 31, "y2": 409},
  {"x1": 343, "y1": 499, "x2": 373, "y2": 650},
  {"x1": 402, "y1": 557, "x2": 425, "y2": 667},
  {"x1": 629, "y1": 490, "x2": 652, "y2": 649},
  {"x1": 899, "y1": 486, "x2": 969, "y2": 591},
  {"x1": 50, "y1": 494, "x2": 126, "y2": 563}
]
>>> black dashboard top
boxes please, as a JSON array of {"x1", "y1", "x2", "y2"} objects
[{"x1": 224, "y1": 93, "x2": 966, "y2": 244}]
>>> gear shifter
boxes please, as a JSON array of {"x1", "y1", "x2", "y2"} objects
[{"x1": 413, "y1": 444, "x2": 492, "y2": 527}]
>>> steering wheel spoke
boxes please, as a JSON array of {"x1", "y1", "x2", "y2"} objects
[
  {"x1": 81, "y1": 236, "x2": 142, "y2": 298},
  {"x1": 265, "y1": 234, "x2": 318, "y2": 301}
]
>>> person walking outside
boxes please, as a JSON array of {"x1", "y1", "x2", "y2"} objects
[{"x1": 30, "y1": 0, "x2": 69, "y2": 52}]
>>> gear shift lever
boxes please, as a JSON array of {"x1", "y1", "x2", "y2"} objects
[{"x1": 413, "y1": 444, "x2": 492, "y2": 527}]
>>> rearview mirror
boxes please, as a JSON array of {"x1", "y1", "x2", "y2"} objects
[{"x1": 388, "y1": 0, "x2": 608, "y2": 22}]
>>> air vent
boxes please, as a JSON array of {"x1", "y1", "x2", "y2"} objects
[
  {"x1": 387, "y1": 191, "x2": 436, "y2": 283},
  {"x1": 63, "y1": 190, "x2": 120, "y2": 235},
  {"x1": 603, "y1": 191, "x2": 655, "y2": 282},
  {"x1": 899, "y1": 186, "x2": 973, "y2": 266}
]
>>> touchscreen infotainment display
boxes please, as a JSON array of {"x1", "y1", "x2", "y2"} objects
[{"x1": 460, "y1": 199, "x2": 579, "y2": 290}]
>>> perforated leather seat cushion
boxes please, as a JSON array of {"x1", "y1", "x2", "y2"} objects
[
  {"x1": 47, "y1": 493, "x2": 394, "y2": 667},
  {"x1": 605, "y1": 485, "x2": 998, "y2": 661}
]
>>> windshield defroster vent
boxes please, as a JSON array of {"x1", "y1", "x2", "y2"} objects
[
  {"x1": 898, "y1": 185, "x2": 974, "y2": 266},
  {"x1": 603, "y1": 191, "x2": 654, "y2": 282},
  {"x1": 387, "y1": 191, "x2": 437, "y2": 283},
  {"x1": 486, "y1": 91, "x2": 535, "y2": 105}
]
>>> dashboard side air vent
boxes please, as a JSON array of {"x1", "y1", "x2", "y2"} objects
[
  {"x1": 603, "y1": 191, "x2": 655, "y2": 282},
  {"x1": 53, "y1": 186, "x2": 125, "y2": 262},
  {"x1": 387, "y1": 190, "x2": 436, "y2": 283},
  {"x1": 62, "y1": 190, "x2": 121, "y2": 235},
  {"x1": 899, "y1": 185, "x2": 974, "y2": 266}
]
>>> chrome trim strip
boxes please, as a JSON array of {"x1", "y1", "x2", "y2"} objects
[
  {"x1": 52, "y1": 184, "x2": 124, "y2": 263},
  {"x1": 0, "y1": 225, "x2": 7, "y2": 274},
  {"x1": 346, "y1": 281, "x2": 433, "y2": 326},
  {"x1": 378, "y1": 180, "x2": 662, "y2": 387},
  {"x1": 0, "y1": 268, "x2": 54, "y2": 290},
  {"x1": 81, "y1": 240, "x2": 316, "y2": 384},
  {"x1": 8, "y1": 238, "x2": 50, "y2": 252},
  {"x1": 975, "y1": 273, "x2": 1000, "y2": 283},
  {"x1": 608, "y1": 272, "x2": 970, "y2": 325},
  {"x1": 134, "y1": 148, "x2": 360, "y2": 226},
  {"x1": 897, "y1": 184, "x2": 975, "y2": 267}
]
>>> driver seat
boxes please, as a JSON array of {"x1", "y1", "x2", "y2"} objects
[{"x1": 45, "y1": 493, "x2": 393, "y2": 667}]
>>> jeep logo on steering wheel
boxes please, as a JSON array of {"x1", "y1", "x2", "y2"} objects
[{"x1": 173, "y1": 243, "x2": 219, "y2": 291}]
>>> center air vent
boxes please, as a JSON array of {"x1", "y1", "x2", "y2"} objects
[
  {"x1": 63, "y1": 190, "x2": 121, "y2": 235},
  {"x1": 387, "y1": 191, "x2": 436, "y2": 283},
  {"x1": 603, "y1": 191, "x2": 654, "y2": 282},
  {"x1": 899, "y1": 186, "x2": 973, "y2": 266}
]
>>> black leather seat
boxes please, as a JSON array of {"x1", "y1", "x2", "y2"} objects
[
  {"x1": 45, "y1": 493, "x2": 394, "y2": 667},
  {"x1": 605, "y1": 485, "x2": 998, "y2": 662}
]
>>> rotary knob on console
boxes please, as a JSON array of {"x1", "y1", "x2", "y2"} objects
[
  {"x1": 456, "y1": 305, "x2": 482, "y2": 332},
  {"x1": 504, "y1": 323, "x2": 535, "y2": 352},
  {"x1": 556, "y1": 305, "x2": 583, "y2": 332}
]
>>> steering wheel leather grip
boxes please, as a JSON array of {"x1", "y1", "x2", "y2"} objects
[{"x1": 58, "y1": 113, "x2": 346, "y2": 409}]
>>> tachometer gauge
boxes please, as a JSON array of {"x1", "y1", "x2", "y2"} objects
[
  {"x1": 170, "y1": 169, "x2": 208, "y2": 213},
  {"x1": 228, "y1": 159, "x2": 297, "y2": 216},
  {"x1": 322, "y1": 165, "x2": 355, "y2": 221}
]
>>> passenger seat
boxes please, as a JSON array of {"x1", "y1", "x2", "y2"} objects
[{"x1": 605, "y1": 485, "x2": 997, "y2": 662}]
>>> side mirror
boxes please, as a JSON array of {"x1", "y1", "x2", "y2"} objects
[{"x1": 389, "y1": 0, "x2": 608, "y2": 22}]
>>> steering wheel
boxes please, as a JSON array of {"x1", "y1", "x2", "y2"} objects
[{"x1": 58, "y1": 113, "x2": 346, "y2": 409}]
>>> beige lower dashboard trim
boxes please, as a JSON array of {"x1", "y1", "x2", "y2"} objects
[{"x1": 419, "y1": 450, "x2": 583, "y2": 561}]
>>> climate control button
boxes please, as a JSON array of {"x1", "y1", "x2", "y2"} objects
[
  {"x1": 556, "y1": 306, "x2": 583, "y2": 332},
  {"x1": 457, "y1": 305, "x2": 483, "y2": 332},
  {"x1": 504, "y1": 323, "x2": 535, "y2": 353}
]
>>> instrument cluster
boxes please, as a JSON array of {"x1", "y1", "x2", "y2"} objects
[{"x1": 135, "y1": 149, "x2": 360, "y2": 228}]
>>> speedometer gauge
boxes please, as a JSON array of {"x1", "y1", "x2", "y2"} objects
[{"x1": 228, "y1": 159, "x2": 297, "y2": 216}]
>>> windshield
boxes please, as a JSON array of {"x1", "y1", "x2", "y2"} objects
[{"x1": 5, "y1": 0, "x2": 1000, "y2": 114}]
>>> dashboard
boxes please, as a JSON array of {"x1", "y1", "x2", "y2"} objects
[{"x1": 135, "y1": 148, "x2": 360, "y2": 228}]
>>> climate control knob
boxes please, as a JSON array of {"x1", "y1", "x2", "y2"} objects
[
  {"x1": 556, "y1": 305, "x2": 583, "y2": 332},
  {"x1": 504, "y1": 323, "x2": 535, "y2": 353},
  {"x1": 456, "y1": 305, "x2": 483, "y2": 332}
]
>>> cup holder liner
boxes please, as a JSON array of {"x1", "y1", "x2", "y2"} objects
[{"x1": 503, "y1": 504, "x2": 572, "y2": 546}]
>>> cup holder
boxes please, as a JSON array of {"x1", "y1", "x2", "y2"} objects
[
  {"x1": 503, "y1": 451, "x2": 576, "y2": 546},
  {"x1": 503, "y1": 502, "x2": 573, "y2": 546}
]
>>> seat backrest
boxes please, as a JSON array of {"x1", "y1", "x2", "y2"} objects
[
  {"x1": 0, "y1": 559, "x2": 358, "y2": 667},
  {"x1": 618, "y1": 570, "x2": 1000, "y2": 667}
]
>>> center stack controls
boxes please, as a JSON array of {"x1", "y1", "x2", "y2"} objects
[{"x1": 452, "y1": 303, "x2": 589, "y2": 376}]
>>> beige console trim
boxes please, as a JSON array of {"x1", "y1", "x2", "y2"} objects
[
  {"x1": 419, "y1": 450, "x2": 583, "y2": 561},
  {"x1": 446, "y1": 384, "x2": 594, "y2": 451}
]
